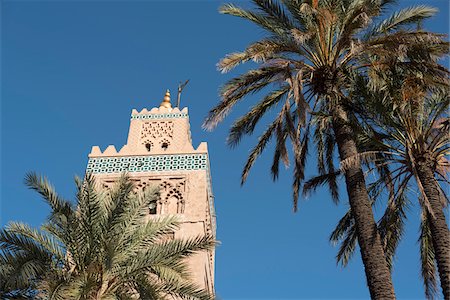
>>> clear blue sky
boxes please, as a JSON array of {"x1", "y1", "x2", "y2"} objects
[{"x1": 1, "y1": 0, "x2": 448, "y2": 299}]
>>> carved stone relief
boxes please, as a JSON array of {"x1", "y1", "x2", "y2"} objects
[
  {"x1": 99, "y1": 176, "x2": 186, "y2": 215},
  {"x1": 140, "y1": 121, "x2": 174, "y2": 151}
]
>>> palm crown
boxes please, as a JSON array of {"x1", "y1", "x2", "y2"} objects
[
  {"x1": 0, "y1": 173, "x2": 216, "y2": 300},
  {"x1": 204, "y1": 0, "x2": 444, "y2": 208}
]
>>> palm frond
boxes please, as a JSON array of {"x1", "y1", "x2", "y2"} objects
[
  {"x1": 253, "y1": 0, "x2": 295, "y2": 29},
  {"x1": 330, "y1": 209, "x2": 353, "y2": 245},
  {"x1": 292, "y1": 127, "x2": 309, "y2": 211},
  {"x1": 227, "y1": 85, "x2": 289, "y2": 147},
  {"x1": 241, "y1": 116, "x2": 281, "y2": 184},
  {"x1": 24, "y1": 172, "x2": 74, "y2": 222},
  {"x1": 204, "y1": 66, "x2": 286, "y2": 130},
  {"x1": 218, "y1": 39, "x2": 298, "y2": 73},
  {"x1": 5, "y1": 222, "x2": 65, "y2": 262},
  {"x1": 368, "y1": 5, "x2": 437, "y2": 37},
  {"x1": 303, "y1": 171, "x2": 341, "y2": 198},
  {"x1": 335, "y1": 221, "x2": 358, "y2": 267},
  {"x1": 219, "y1": 3, "x2": 291, "y2": 36},
  {"x1": 377, "y1": 191, "x2": 409, "y2": 270}
]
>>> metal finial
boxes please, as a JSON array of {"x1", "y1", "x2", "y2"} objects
[{"x1": 160, "y1": 89, "x2": 172, "y2": 108}]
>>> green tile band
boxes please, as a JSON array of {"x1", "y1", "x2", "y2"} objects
[{"x1": 87, "y1": 154, "x2": 207, "y2": 174}]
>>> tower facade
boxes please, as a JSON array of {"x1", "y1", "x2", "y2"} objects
[{"x1": 86, "y1": 91, "x2": 216, "y2": 293}]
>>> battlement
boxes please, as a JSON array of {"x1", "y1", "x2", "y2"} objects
[
  {"x1": 88, "y1": 141, "x2": 208, "y2": 158},
  {"x1": 130, "y1": 107, "x2": 189, "y2": 120}
]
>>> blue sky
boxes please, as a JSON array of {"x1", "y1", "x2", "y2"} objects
[{"x1": 1, "y1": 0, "x2": 449, "y2": 299}]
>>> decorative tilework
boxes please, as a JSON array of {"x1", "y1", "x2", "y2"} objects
[
  {"x1": 86, "y1": 154, "x2": 208, "y2": 174},
  {"x1": 131, "y1": 113, "x2": 188, "y2": 120}
]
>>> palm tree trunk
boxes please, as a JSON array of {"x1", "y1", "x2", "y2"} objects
[
  {"x1": 331, "y1": 103, "x2": 396, "y2": 299},
  {"x1": 416, "y1": 158, "x2": 450, "y2": 300}
]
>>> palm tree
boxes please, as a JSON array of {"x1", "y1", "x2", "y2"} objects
[
  {"x1": 203, "y1": 0, "x2": 445, "y2": 298},
  {"x1": 0, "y1": 173, "x2": 216, "y2": 300},
  {"x1": 329, "y1": 83, "x2": 449, "y2": 299}
]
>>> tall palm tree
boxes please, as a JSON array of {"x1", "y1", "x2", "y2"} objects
[
  {"x1": 203, "y1": 0, "x2": 445, "y2": 298},
  {"x1": 329, "y1": 83, "x2": 449, "y2": 299},
  {"x1": 0, "y1": 173, "x2": 216, "y2": 300}
]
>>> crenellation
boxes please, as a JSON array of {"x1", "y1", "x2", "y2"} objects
[
  {"x1": 90, "y1": 146, "x2": 102, "y2": 156},
  {"x1": 88, "y1": 143, "x2": 206, "y2": 157},
  {"x1": 103, "y1": 145, "x2": 118, "y2": 155}
]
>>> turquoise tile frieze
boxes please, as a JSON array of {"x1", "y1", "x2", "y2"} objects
[
  {"x1": 86, "y1": 154, "x2": 207, "y2": 174},
  {"x1": 131, "y1": 113, "x2": 188, "y2": 120}
]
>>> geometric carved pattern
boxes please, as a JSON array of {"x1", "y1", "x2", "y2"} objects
[
  {"x1": 86, "y1": 154, "x2": 208, "y2": 174},
  {"x1": 159, "y1": 179, "x2": 186, "y2": 214},
  {"x1": 141, "y1": 121, "x2": 173, "y2": 140},
  {"x1": 131, "y1": 112, "x2": 188, "y2": 120}
]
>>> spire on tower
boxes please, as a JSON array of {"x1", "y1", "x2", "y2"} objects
[{"x1": 160, "y1": 89, "x2": 172, "y2": 109}]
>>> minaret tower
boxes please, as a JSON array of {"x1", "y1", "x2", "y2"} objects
[{"x1": 86, "y1": 91, "x2": 216, "y2": 293}]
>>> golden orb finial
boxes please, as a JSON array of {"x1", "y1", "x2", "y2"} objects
[{"x1": 159, "y1": 89, "x2": 172, "y2": 108}]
